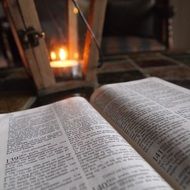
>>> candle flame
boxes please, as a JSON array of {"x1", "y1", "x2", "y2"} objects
[
  {"x1": 59, "y1": 48, "x2": 68, "y2": 60},
  {"x1": 50, "y1": 47, "x2": 79, "y2": 63},
  {"x1": 50, "y1": 51, "x2": 57, "y2": 60}
]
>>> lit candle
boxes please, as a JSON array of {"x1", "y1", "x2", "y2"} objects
[
  {"x1": 50, "y1": 60, "x2": 79, "y2": 68},
  {"x1": 50, "y1": 48, "x2": 82, "y2": 79},
  {"x1": 50, "y1": 51, "x2": 57, "y2": 60},
  {"x1": 59, "y1": 48, "x2": 68, "y2": 61}
]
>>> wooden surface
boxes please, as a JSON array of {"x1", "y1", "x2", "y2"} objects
[
  {"x1": 68, "y1": 0, "x2": 78, "y2": 59},
  {"x1": 0, "y1": 93, "x2": 36, "y2": 113},
  {"x1": 4, "y1": 0, "x2": 56, "y2": 90},
  {"x1": 38, "y1": 80, "x2": 95, "y2": 96},
  {"x1": 83, "y1": 0, "x2": 107, "y2": 86},
  {"x1": 3, "y1": 0, "x2": 29, "y2": 70}
]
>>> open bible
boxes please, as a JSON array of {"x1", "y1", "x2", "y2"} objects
[{"x1": 0, "y1": 77, "x2": 190, "y2": 190}]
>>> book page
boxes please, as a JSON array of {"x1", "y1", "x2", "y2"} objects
[
  {"x1": 0, "y1": 114, "x2": 9, "y2": 190},
  {"x1": 91, "y1": 77, "x2": 190, "y2": 190},
  {"x1": 0, "y1": 97, "x2": 171, "y2": 190}
]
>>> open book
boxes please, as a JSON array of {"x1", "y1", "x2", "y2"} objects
[{"x1": 0, "y1": 77, "x2": 190, "y2": 190}]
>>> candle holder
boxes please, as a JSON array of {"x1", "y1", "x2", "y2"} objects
[{"x1": 50, "y1": 60, "x2": 83, "y2": 81}]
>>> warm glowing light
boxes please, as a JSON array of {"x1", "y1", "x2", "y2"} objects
[
  {"x1": 50, "y1": 51, "x2": 57, "y2": 60},
  {"x1": 59, "y1": 48, "x2": 68, "y2": 60},
  {"x1": 50, "y1": 60, "x2": 79, "y2": 68},
  {"x1": 73, "y1": 7, "x2": 79, "y2": 14},
  {"x1": 73, "y1": 52, "x2": 79, "y2": 59}
]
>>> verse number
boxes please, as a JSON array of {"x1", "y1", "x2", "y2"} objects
[{"x1": 7, "y1": 156, "x2": 19, "y2": 164}]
